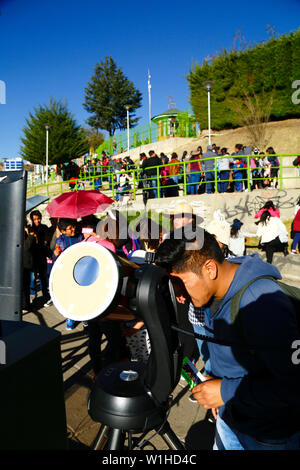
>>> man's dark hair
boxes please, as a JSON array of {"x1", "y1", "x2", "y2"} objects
[
  {"x1": 156, "y1": 228, "x2": 224, "y2": 275},
  {"x1": 235, "y1": 144, "x2": 243, "y2": 151},
  {"x1": 30, "y1": 210, "x2": 42, "y2": 220},
  {"x1": 149, "y1": 150, "x2": 155, "y2": 156},
  {"x1": 58, "y1": 218, "x2": 76, "y2": 232}
]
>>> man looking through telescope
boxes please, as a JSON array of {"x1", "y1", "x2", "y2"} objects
[{"x1": 155, "y1": 228, "x2": 300, "y2": 450}]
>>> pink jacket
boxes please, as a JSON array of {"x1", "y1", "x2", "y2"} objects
[{"x1": 254, "y1": 207, "x2": 280, "y2": 219}]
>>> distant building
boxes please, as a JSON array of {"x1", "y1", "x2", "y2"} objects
[
  {"x1": 3, "y1": 157, "x2": 24, "y2": 171},
  {"x1": 151, "y1": 108, "x2": 198, "y2": 141}
]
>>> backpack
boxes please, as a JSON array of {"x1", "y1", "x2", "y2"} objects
[
  {"x1": 191, "y1": 275, "x2": 300, "y2": 352},
  {"x1": 230, "y1": 275, "x2": 300, "y2": 348}
]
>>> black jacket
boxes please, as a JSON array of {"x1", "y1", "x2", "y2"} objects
[{"x1": 142, "y1": 156, "x2": 161, "y2": 176}]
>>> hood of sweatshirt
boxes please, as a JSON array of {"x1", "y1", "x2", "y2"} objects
[{"x1": 223, "y1": 253, "x2": 281, "y2": 303}]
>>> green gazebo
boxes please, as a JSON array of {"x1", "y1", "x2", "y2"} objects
[{"x1": 151, "y1": 108, "x2": 198, "y2": 140}]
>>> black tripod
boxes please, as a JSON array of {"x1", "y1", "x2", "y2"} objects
[
  {"x1": 88, "y1": 360, "x2": 186, "y2": 451},
  {"x1": 91, "y1": 419, "x2": 185, "y2": 450}
]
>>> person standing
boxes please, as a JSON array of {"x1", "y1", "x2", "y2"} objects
[
  {"x1": 291, "y1": 197, "x2": 300, "y2": 254},
  {"x1": 29, "y1": 210, "x2": 51, "y2": 305},
  {"x1": 187, "y1": 150, "x2": 203, "y2": 195},
  {"x1": 232, "y1": 144, "x2": 248, "y2": 191},
  {"x1": 217, "y1": 148, "x2": 231, "y2": 193},
  {"x1": 168, "y1": 152, "x2": 181, "y2": 185},
  {"x1": 202, "y1": 145, "x2": 216, "y2": 194},
  {"x1": 232, "y1": 157, "x2": 246, "y2": 192},
  {"x1": 141, "y1": 150, "x2": 161, "y2": 198},
  {"x1": 266, "y1": 146, "x2": 279, "y2": 189},
  {"x1": 53, "y1": 218, "x2": 83, "y2": 329}
]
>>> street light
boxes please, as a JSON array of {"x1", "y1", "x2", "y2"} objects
[
  {"x1": 202, "y1": 81, "x2": 214, "y2": 146},
  {"x1": 125, "y1": 105, "x2": 130, "y2": 154},
  {"x1": 45, "y1": 124, "x2": 50, "y2": 184}
]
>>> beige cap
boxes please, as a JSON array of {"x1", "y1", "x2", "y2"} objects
[
  {"x1": 206, "y1": 218, "x2": 231, "y2": 246},
  {"x1": 167, "y1": 201, "x2": 194, "y2": 215}
]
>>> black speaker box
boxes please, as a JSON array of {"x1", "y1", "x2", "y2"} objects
[
  {"x1": 0, "y1": 320, "x2": 68, "y2": 449},
  {"x1": 0, "y1": 170, "x2": 27, "y2": 321}
]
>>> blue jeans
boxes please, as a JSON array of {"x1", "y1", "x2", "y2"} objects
[
  {"x1": 214, "y1": 415, "x2": 300, "y2": 450},
  {"x1": 205, "y1": 171, "x2": 215, "y2": 194},
  {"x1": 292, "y1": 232, "x2": 300, "y2": 251},
  {"x1": 218, "y1": 170, "x2": 229, "y2": 193},
  {"x1": 151, "y1": 178, "x2": 158, "y2": 198},
  {"x1": 187, "y1": 170, "x2": 200, "y2": 195},
  {"x1": 192, "y1": 323, "x2": 211, "y2": 375},
  {"x1": 214, "y1": 415, "x2": 244, "y2": 450},
  {"x1": 234, "y1": 172, "x2": 243, "y2": 192}
]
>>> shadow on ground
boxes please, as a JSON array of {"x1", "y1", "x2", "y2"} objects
[{"x1": 185, "y1": 412, "x2": 215, "y2": 450}]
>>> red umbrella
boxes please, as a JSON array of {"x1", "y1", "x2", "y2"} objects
[{"x1": 46, "y1": 190, "x2": 114, "y2": 219}]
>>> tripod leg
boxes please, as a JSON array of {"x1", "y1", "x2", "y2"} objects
[
  {"x1": 106, "y1": 428, "x2": 126, "y2": 450},
  {"x1": 91, "y1": 424, "x2": 110, "y2": 450},
  {"x1": 158, "y1": 421, "x2": 186, "y2": 450}
]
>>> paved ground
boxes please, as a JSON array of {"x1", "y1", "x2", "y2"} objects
[{"x1": 22, "y1": 250, "x2": 300, "y2": 451}]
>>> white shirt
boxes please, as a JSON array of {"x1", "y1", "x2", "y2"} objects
[
  {"x1": 256, "y1": 217, "x2": 288, "y2": 244},
  {"x1": 229, "y1": 230, "x2": 256, "y2": 257}
]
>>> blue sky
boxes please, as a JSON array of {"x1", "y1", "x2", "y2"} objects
[{"x1": 0, "y1": 0, "x2": 299, "y2": 160}]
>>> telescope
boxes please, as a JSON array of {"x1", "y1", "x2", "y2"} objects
[{"x1": 49, "y1": 242, "x2": 186, "y2": 450}]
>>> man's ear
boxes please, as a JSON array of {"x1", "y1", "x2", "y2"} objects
[{"x1": 203, "y1": 259, "x2": 218, "y2": 280}]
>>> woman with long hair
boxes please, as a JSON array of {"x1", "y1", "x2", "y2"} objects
[{"x1": 255, "y1": 210, "x2": 289, "y2": 263}]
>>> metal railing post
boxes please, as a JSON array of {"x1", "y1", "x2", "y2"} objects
[
  {"x1": 214, "y1": 157, "x2": 218, "y2": 193},
  {"x1": 247, "y1": 155, "x2": 251, "y2": 192},
  {"x1": 157, "y1": 166, "x2": 160, "y2": 199},
  {"x1": 133, "y1": 169, "x2": 136, "y2": 200},
  {"x1": 183, "y1": 161, "x2": 187, "y2": 196}
]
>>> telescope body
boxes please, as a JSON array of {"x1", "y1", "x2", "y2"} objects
[{"x1": 50, "y1": 242, "x2": 182, "y2": 430}]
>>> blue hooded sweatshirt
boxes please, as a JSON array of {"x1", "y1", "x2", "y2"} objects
[{"x1": 203, "y1": 254, "x2": 300, "y2": 440}]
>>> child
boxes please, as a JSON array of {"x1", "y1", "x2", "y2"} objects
[
  {"x1": 53, "y1": 218, "x2": 83, "y2": 329},
  {"x1": 232, "y1": 157, "x2": 246, "y2": 192},
  {"x1": 229, "y1": 219, "x2": 257, "y2": 257}
]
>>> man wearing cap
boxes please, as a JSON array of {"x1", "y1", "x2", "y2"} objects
[
  {"x1": 202, "y1": 145, "x2": 216, "y2": 194},
  {"x1": 186, "y1": 150, "x2": 202, "y2": 195}
]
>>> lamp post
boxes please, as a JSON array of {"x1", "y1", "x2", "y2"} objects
[
  {"x1": 45, "y1": 124, "x2": 50, "y2": 184},
  {"x1": 125, "y1": 106, "x2": 130, "y2": 154},
  {"x1": 202, "y1": 81, "x2": 214, "y2": 146}
]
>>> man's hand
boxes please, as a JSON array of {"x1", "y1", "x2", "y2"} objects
[{"x1": 192, "y1": 379, "x2": 224, "y2": 409}]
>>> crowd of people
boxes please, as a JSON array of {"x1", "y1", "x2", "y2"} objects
[
  {"x1": 54, "y1": 143, "x2": 290, "y2": 202},
  {"x1": 22, "y1": 190, "x2": 300, "y2": 450}
]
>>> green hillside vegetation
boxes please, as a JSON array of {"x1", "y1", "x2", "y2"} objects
[{"x1": 187, "y1": 29, "x2": 300, "y2": 130}]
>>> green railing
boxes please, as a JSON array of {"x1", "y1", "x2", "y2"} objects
[
  {"x1": 96, "y1": 111, "x2": 199, "y2": 156},
  {"x1": 97, "y1": 122, "x2": 159, "y2": 156},
  {"x1": 27, "y1": 154, "x2": 300, "y2": 203}
]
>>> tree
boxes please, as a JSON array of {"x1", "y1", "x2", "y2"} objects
[
  {"x1": 83, "y1": 127, "x2": 105, "y2": 153},
  {"x1": 187, "y1": 29, "x2": 300, "y2": 130},
  {"x1": 20, "y1": 99, "x2": 89, "y2": 165},
  {"x1": 232, "y1": 89, "x2": 274, "y2": 148},
  {"x1": 83, "y1": 56, "x2": 142, "y2": 136}
]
